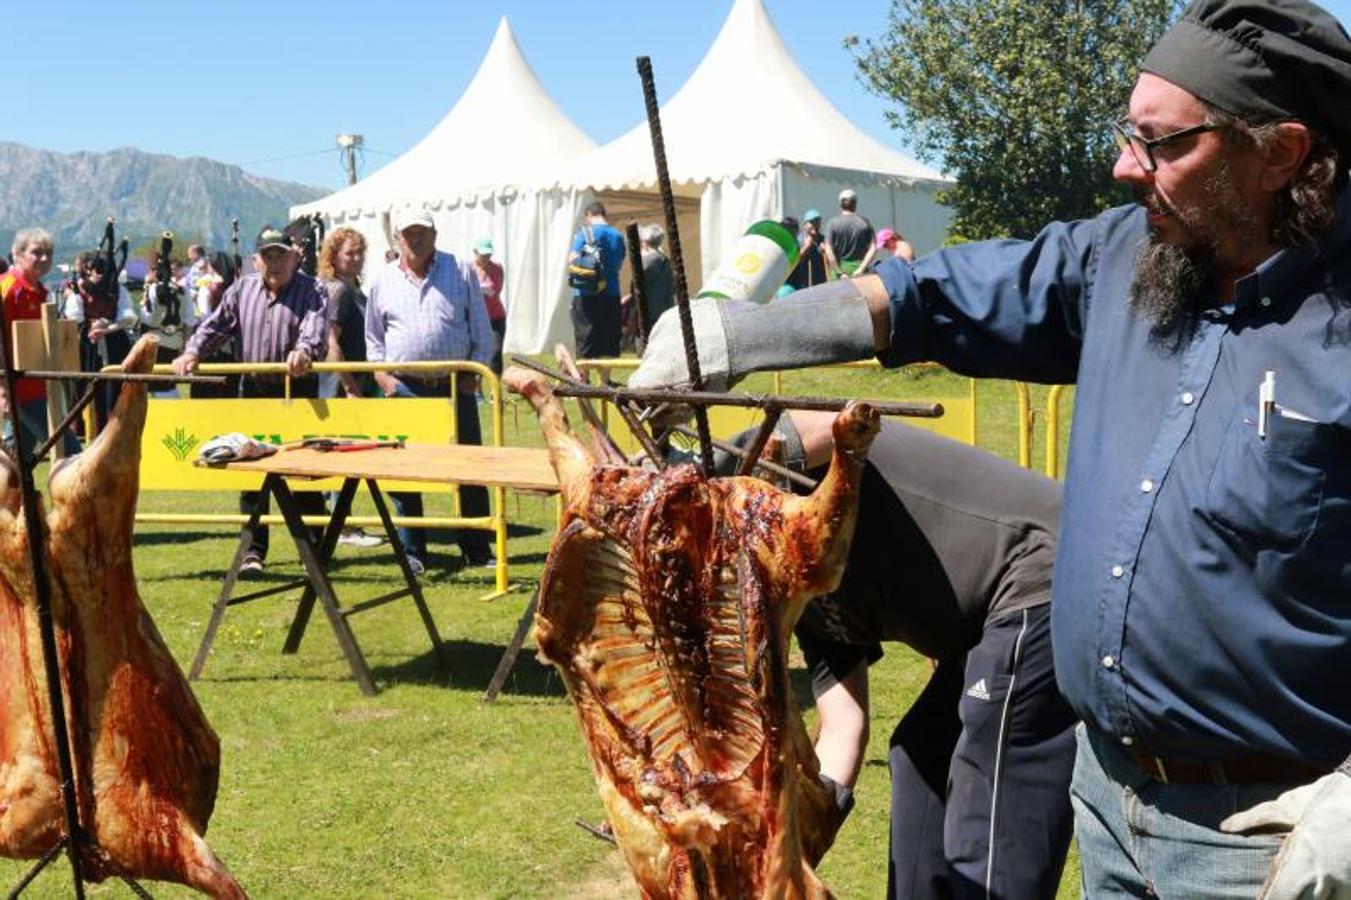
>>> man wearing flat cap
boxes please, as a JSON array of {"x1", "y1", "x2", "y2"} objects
[
  {"x1": 632, "y1": 1, "x2": 1351, "y2": 896},
  {"x1": 174, "y1": 226, "x2": 330, "y2": 573}
]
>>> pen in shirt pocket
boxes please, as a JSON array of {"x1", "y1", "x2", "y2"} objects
[{"x1": 1258, "y1": 370, "x2": 1276, "y2": 440}]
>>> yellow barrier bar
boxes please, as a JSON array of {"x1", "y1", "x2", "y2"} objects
[
  {"x1": 116, "y1": 359, "x2": 515, "y2": 597},
  {"x1": 1046, "y1": 384, "x2": 1068, "y2": 479},
  {"x1": 135, "y1": 514, "x2": 491, "y2": 529},
  {"x1": 1015, "y1": 382, "x2": 1032, "y2": 469}
]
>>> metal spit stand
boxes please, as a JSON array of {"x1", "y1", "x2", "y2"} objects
[{"x1": 0, "y1": 301, "x2": 220, "y2": 899}]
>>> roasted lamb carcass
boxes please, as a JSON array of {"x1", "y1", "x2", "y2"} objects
[
  {"x1": 507, "y1": 368, "x2": 879, "y2": 899},
  {"x1": 0, "y1": 335, "x2": 246, "y2": 898}
]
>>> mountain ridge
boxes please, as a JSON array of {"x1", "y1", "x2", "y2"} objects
[{"x1": 0, "y1": 142, "x2": 327, "y2": 260}]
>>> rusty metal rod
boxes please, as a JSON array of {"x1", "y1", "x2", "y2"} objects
[
  {"x1": 32, "y1": 381, "x2": 98, "y2": 463},
  {"x1": 574, "y1": 818, "x2": 618, "y2": 846},
  {"x1": 0, "y1": 303, "x2": 87, "y2": 899},
  {"x1": 736, "y1": 407, "x2": 783, "y2": 477},
  {"x1": 509, "y1": 355, "x2": 943, "y2": 417},
  {"x1": 614, "y1": 400, "x2": 667, "y2": 469},
  {"x1": 636, "y1": 55, "x2": 715, "y2": 476},
  {"x1": 667, "y1": 425, "x2": 819, "y2": 490},
  {"x1": 20, "y1": 370, "x2": 222, "y2": 384}
]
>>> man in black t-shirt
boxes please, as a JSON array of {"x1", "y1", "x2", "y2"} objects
[
  {"x1": 725, "y1": 414, "x2": 1075, "y2": 900},
  {"x1": 823, "y1": 189, "x2": 875, "y2": 277}
]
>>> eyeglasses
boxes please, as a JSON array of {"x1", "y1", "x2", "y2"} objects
[{"x1": 1112, "y1": 118, "x2": 1219, "y2": 173}]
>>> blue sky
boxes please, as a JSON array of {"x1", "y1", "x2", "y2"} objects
[{"x1": 9, "y1": 0, "x2": 1350, "y2": 192}]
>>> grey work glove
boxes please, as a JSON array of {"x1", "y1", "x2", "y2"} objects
[
  {"x1": 628, "y1": 280, "x2": 877, "y2": 392},
  {"x1": 1220, "y1": 770, "x2": 1351, "y2": 900},
  {"x1": 817, "y1": 772, "x2": 856, "y2": 854}
]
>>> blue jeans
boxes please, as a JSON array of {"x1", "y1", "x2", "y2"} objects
[
  {"x1": 386, "y1": 378, "x2": 490, "y2": 562},
  {"x1": 1071, "y1": 725, "x2": 1285, "y2": 898}
]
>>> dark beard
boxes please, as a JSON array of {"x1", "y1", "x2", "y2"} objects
[
  {"x1": 1129, "y1": 240, "x2": 1213, "y2": 340},
  {"x1": 1128, "y1": 158, "x2": 1258, "y2": 340}
]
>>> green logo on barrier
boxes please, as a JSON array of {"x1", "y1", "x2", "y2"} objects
[{"x1": 162, "y1": 427, "x2": 200, "y2": 462}]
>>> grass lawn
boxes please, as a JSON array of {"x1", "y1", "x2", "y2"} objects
[{"x1": 0, "y1": 364, "x2": 1079, "y2": 898}]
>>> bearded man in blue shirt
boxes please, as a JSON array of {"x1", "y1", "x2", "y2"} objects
[{"x1": 632, "y1": 2, "x2": 1351, "y2": 897}]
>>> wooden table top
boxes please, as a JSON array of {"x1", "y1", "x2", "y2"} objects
[{"x1": 212, "y1": 444, "x2": 559, "y2": 492}]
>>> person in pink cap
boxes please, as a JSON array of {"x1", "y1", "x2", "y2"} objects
[{"x1": 858, "y1": 227, "x2": 915, "y2": 275}]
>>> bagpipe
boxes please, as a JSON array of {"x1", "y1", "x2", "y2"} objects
[
  {"x1": 284, "y1": 213, "x2": 324, "y2": 277},
  {"x1": 152, "y1": 230, "x2": 183, "y2": 331}
]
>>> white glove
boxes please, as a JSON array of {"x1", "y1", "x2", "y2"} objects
[
  {"x1": 627, "y1": 298, "x2": 731, "y2": 391},
  {"x1": 1220, "y1": 770, "x2": 1351, "y2": 900},
  {"x1": 199, "y1": 433, "x2": 279, "y2": 465}
]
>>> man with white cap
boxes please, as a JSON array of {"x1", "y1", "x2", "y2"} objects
[
  {"x1": 633, "y1": 1, "x2": 1351, "y2": 895},
  {"x1": 366, "y1": 210, "x2": 495, "y2": 575},
  {"x1": 824, "y1": 188, "x2": 875, "y2": 278}
]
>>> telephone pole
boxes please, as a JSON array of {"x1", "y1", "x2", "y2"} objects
[{"x1": 337, "y1": 134, "x2": 364, "y2": 185}]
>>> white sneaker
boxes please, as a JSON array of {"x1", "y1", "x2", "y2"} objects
[
  {"x1": 337, "y1": 528, "x2": 384, "y2": 548},
  {"x1": 405, "y1": 555, "x2": 426, "y2": 577}
]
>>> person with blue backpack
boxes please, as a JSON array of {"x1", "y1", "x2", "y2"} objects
[{"x1": 567, "y1": 201, "x2": 627, "y2": 358}]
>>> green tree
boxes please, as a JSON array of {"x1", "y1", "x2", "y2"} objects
[{"x1": 850, "y1": 0, "x2": 1180, "y2": 240}]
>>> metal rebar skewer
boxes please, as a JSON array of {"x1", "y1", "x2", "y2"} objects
[
  {"x1": 0, "y1": 302, "x2": 87, "y2": 900},
  {"x1": 637, "y1": 55, "x2": 715, "y2": 476}
]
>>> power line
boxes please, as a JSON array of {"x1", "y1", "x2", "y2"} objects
[{"x1": 240, "y1": 147, "x2": 339, "y2": 167}]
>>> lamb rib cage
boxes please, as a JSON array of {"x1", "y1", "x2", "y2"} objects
[{"x1": 507, "y1": 366, "x2": 879, "y2": 899}]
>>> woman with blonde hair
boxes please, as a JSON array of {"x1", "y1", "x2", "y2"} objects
[
  {"x1": 318, "y1": 227, "x2": 371, "y2": 399},
  {"x1": 317, "y1": 226, "x2": 383, "y2": 547}
]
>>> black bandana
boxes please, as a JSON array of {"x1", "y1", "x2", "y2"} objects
[{"x1": 1142, "y1": 0, "x2": 1351, "y2": 151}]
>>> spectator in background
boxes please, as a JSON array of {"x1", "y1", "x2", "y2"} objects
[
  {"x1": 173, "y1": 226, "x2": 329, "y2": 574},
  {"x1": 185, "y1": 252, "x2": 239, "y2": 399},
  {"x1": 318, "y1": 227, "x2": 373, "y2": 399},
  {"x1": 786, "y1": 209, "x2": 830, "y2": 290},
  {"x1": 62, "y1": 251, "x2": 138, "y2": 428},
  {"x1": 824, "y1": 189, "x2": 875, "y2": 278},
  {"x1": 858, "y1": 228, "x2": 916, "y2": 275},
  {"x1": 316, "y1": 226, "x2": 381, "y2": 549},
  {"x1": 472, "y1": 237, "x2": 506, "y2": 375},
  {"x1": 366, "y1": 210, "x2": 495, "y2": 575},
  {"x1": 0, "y1": 227, "x2": 80, "y2": 457},
  {"x1": 568, "y1": 201, "x2": 627, "y2": 358},
  {"x1": 181, "y1": 244, "x2": 208, "y2": 300},
  {"x1": 625, "y1": 222, "x2": 672, "y2": 344}
]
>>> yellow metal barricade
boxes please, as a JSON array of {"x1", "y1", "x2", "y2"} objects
[{"x1": 117, "y1": 360, "x2": 516, "y2": 598}]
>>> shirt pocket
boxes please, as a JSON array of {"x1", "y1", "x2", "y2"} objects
[{"x1": 1202, "y1": 407, "x2": 1332, "y2": 550}]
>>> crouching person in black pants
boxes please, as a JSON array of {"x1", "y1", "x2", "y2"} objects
[{"x1": 724, "y1": 413, "x2": 1076, "y2": 900}]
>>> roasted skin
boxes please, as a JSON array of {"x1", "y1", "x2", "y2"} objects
[
  {"x1": 0, "y1": 335, "x2": 246, "y2": 898},
  {"x1": 507, "y1": 368, "x2": 879, "y2": 899}
]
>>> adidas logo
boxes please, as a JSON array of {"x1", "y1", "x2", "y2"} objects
[{"x1": 965, "y1": 678, "x2": 991, "y2": 701}]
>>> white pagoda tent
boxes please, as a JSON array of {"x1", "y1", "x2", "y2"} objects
[
  {"x1": 290, "y1": 17, "x2": 598, "y2": 334},
  {"x1": 506, "y1": 0, "x2": 951, "y2": 353},
  {"x1": 294, "y1": 1, "x2": 952, "y2": 355}
]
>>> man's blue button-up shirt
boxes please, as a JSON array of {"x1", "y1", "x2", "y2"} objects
[{"x1": 875, "y1": 190, "x2": 1351, "y2": 767}]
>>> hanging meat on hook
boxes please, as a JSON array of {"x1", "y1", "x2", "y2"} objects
[
  {"x1": 506, "y1": 367, "x2": 879, "y2": 899},
  {"x1": 0, "y1": 335, "x2": 246, "y2": 898}
]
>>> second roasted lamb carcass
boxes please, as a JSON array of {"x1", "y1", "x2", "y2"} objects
[
  {"x1": 0, "y1": 335, "x2": 246, "y2": 898},
  {"x1": 508, "y1": 368, "x2": 879, "y2": 899}
]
